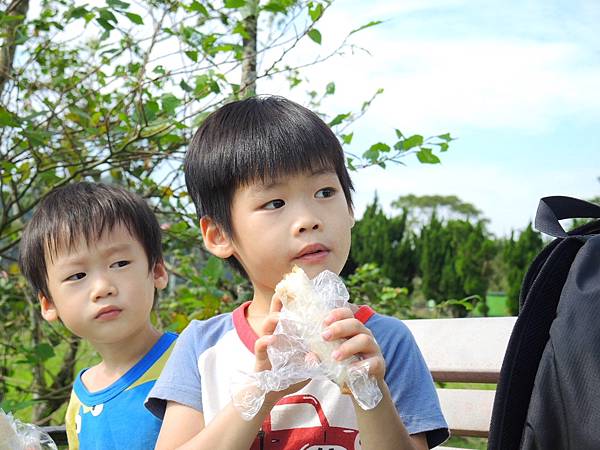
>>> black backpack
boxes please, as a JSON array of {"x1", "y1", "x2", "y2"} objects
[{"x1": 488, "y1": 196, "x2": 600, "y2": 450}]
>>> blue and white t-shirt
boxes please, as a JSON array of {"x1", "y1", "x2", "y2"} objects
[
  {"x1": 146, "y1": 304, "x2": 448, "y2": 449},
  {"x1": 66, "y1": 332, "x2": 177, "y2": 450}
]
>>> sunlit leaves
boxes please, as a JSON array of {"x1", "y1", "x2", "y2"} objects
[
  {"x1": 0, "y1": 107, "x2": 20, "y2": 127},
  {"x1": 350, "y1": 20, "x2": 383, "y2": 36},
  {"x1": 307, "y1": 28, "x2": 322, "y2": 44},
  {"x1": 308, "y1": 2, "x2": 324, "y2": 21},
  {"x1": 225, "y1": 0, "x2": 246, "y2": 8},
  {"x1": 328, "y1": 112, "x2": 350, "y2": 127}
]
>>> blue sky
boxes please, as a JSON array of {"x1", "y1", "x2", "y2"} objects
[{"x1": 263, "y1": 0, "x2": 600, "y2": 236}]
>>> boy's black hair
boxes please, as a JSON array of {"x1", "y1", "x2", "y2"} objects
[
  {"x1": 19, "y1": 182, "x2": 163, "y2": 301},
  {"x1": 184, "y1": 95, "x2": 354, "y2": 274}
]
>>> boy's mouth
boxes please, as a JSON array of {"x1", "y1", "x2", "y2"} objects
[
  {"x1": 295, "y1": 244, "x2": 330, "y2": 261},
  {"x1": 95, "y1": 306, "x2": 122, "y2": 320}
]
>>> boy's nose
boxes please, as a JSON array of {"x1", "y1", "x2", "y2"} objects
[
  {"x1": 294, "y1": 214, "x2": 323, "y2": 235},
  {"x1": 91, "y1": 277, "x2": 117, "y2": 301}
]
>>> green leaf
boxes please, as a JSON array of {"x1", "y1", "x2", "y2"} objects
[
  {"x1": 350, "y1": 20, "x2": 383, "y2": 36},
  {"x1": 326, "y1": 82, "x2": 335, "y2": 95},
  {"x1": 180, "y1": 80, "x2": 193, "y2": 92},
  {"x1": 438, "y1": 132, "x2": 452, "y2": 141},
  {"x1": 346, "y1": 157, "x2": 356, "y2": 171},
  {"x1": 188, "y1": 1, "x2": 209, "y2": 16},
  {"x1": 0, "y1": 108, "x2": 20, "y2": 127},
  {"x1": 401, "y1": 134, "x2": 424, "y2": 150},
  {"x1": 107, "y1": 0, "x2": 130, "y2": 9},
  {"x1": 363, "y1": 148, "x2": 379, "y2": 163},
  {"x1": 185, "y1": 50, "x2": 198, "y2": 62},
  {"x1": 328, "y1": 112, "x2": 350, "y2": 127},
  {"x1": 224, "y1": 0, "x2": 246, "y2": 8},
  {"x1": 33, "y1": 343, "x2": 55, "y2": 362},
  {"x1": 22, "y1": 129, "x2": 51, "y2": 146},
  {"x1": 161, "y1": 94, "x2": 180, "y2": 115},
  {"x1": 369, "y1": 142, "x2": 391, "y2": 153},
  {"x1": 342, "y1": 132, "x2": 353, "y2": 144},
  {"x1": 66, "y1": 6, "x2": 90, "y2": 19},
  {"x1": 439, "y1": 142, "x2": 449, "y2": 152},
  {"x1": 308, "y1": 3, "x2": 323, "y2": 21},
  {"x1": 98, "y1": 8, "x2": 118, "y2": 22},
  {"x1": 417, "y1": 148, "x2": 441, "y2": 164},
  {"x1": 395, "y1": 129, "x2": 404, "y2": 139},
  {"x1": 160, "y1": 134, "x2": 182, "y2": 145},
  {"x1": 263, "y1": 1, "x2": 287, "y2": 13},
  {"x1": 96, "y1": 18, "x2": 115, "y2": 31},
  {"x1": 125, "y1": 12, "x2": 143, "y2": 24},
  {"x1": 143, "y1": 100, "x2": 159, "y2": 121},
  {"x1": 307, "y1": 29, "x2": 322, "y2": 44}
]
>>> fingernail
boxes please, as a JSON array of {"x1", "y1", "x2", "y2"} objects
[
  {"x1": 321, "y1": 329, "x2": 332, "y2": 340},
  {"x1": 331, "y1": 350, "x2": 341, "y2": 360}
]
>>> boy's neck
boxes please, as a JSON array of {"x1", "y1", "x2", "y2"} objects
[
  {"x1": 245, "y1": 285, "x2": 275, "y2": 336},
  {"x1": 83, "y1": 323, "x2": 162, "y2": 392}
]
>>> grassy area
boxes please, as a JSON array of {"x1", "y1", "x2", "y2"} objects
[
  {"x1": 474, "y1": 292, "x2": 510, "y2": 317},
  {"x1": 445, "y1": 436, "x2": 487, "y2": 449}
]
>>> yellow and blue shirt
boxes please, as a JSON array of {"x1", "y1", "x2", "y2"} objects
[{"x1": 65, "y1": 332, "x2": 177, "y2": 449}]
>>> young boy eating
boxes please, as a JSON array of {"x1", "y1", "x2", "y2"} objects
[
  {"x1": 147, "y1": 96, "x2": 448, "y2": 449},
  {"x1": 19, "y1": 182, "x2": 177, "y2": 449}
]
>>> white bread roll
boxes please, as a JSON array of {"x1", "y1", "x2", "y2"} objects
[{"x1": 275, "y1": 266, "x2": 354, "y2": 393}]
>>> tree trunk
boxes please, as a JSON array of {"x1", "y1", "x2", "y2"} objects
[
  {"x1": 0, "y1": 0, "x2": 29, "y2": 94},
  {"x1": 240, "y1": 0, "x2": 258, "y2": 98}
]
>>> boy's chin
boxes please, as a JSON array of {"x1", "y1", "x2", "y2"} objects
[{"x1": 289, "y1": 264, "x2": 339, "y2": 280}]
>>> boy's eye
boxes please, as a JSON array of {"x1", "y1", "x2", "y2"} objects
[
  {"x1": 66, "y1": 272, "x2": 86, "y2": 281},
  {"x1": 111, "y1": 260, "x2": 130, "y2": 268},
  {"x1": 315, "y1": 187, "x2": 336, "y2": 198},
  {"x1": 263, "y1": 199, "x2": 285, "y2": 210}
]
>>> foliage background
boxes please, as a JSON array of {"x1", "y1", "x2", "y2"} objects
[{"x1": 0, "y1": 4, "x2": 559, "y2": 447}]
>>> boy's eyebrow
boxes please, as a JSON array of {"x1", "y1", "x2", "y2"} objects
[
  {"x1": 101, "y1": 242, "x2": 134, "y2": 256},
  {"x1": 251, "y1": 168, "x2": 336, "y2": 192},
  {"x1": 56, "y1": 242, "x2": 134, "y2": 266}
]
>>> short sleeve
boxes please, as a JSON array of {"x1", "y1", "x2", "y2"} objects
[
  {"x1": 145, "y1": 322, "x2": 204, "y2": 419},
  {"x1": 366, "y1": 313, "x2": 449, "y2": 448}
]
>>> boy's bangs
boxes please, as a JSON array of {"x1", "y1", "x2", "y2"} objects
[
  {"x1": 232, "y1": 143, "x2": 338, "y2": 188},
  {"x1": 223, "y1": 113, "x2": 347, "y2": 189},
  {"x1": 44, "y1": 217, "x2": 132, "y2": 263}
]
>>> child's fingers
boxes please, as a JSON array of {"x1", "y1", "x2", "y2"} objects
[
  {"x1": 321, "y1": 317, "x2": 371, "y2": 342},
  {"x1": 269, "y1": 293, "x2": 283, "y2": 314},
  {"x1": 254, "y1": 335, "x2": 274, "y2": 372},
  {"x1": 351, "y1": 355, "x2": 386, "y2": 379},
  {"x1": 322, "y1": 307, "x2": 354, "y2": 326},
  {"x1": 332, "y1": 332, "x2": 379, "y2": 360},
  {"x1": 260, "y1": 313, "x2": 280, "y2": 336}
]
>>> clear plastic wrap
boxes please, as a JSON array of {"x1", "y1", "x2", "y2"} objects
[
  {"x1": 231, "y1": 267, "x2": 383, "y2": 420},
  {"x1": 0, "y1": 409, "x2": 57, "y2": 450}
]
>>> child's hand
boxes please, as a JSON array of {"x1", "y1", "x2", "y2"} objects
[
  {"x1": 321, "y1": 307, "x2": 386, "y2": 381},
  {"x1": 253, "y1": 293, "x2": 283, "y2": 373},
  {"x1": 253, "y1": 294, "x2": 309, "y2": 403}
]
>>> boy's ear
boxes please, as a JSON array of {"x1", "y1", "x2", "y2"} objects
[
  {"x1": 200, "y1": 216, "x2": 234, "y2": 258},
  {"x1": 152, "y1": 260, "x2": 169, "y2": 290},
  {"x1": 38, "y1": 293, "x2": 59, "y2": 322}
]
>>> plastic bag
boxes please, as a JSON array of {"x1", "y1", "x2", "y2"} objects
[
  {"x1": 231, "y1": 268, "x2": 383, "y2": 420},
  {"x1": 0, "y1": 410, "x2": 57, "y2": 450}
]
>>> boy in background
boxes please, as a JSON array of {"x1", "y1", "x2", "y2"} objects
[
  {"x1": 19, "y1": 182, "x2": 177, "y2": 449},
  {"x1": 147, "y1": 96, "x2": 448, "y2": 449}
]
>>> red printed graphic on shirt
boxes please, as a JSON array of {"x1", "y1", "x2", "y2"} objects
[{"x1": 250, "y1": 394, "x2": 361, "y2": 450}]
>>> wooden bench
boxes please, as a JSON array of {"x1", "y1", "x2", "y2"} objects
[
  {"x1": 43, "y1": 316, "x2": 516, "y2": 449},
  {"x1": 404, "y1": 316, "x2": 516, "y2": 449}
]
